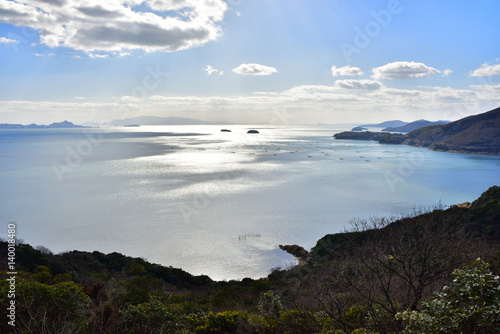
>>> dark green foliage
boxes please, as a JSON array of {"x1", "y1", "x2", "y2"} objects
[
  {"x1": 119, "y1": 297, "x2": 179, "y2": 333},
  {"x1": 378, "y1": 133, "x2": 406, "y2": 144},
  {"x1": 333, "y1": 131, "x2": 405, "y2": 144},
  {"x1": 0, "y1": 278, "x2": 91, "y2": 333},
  {"x1": 469, "y1": 185, "x2": 500, "y2": 228}
]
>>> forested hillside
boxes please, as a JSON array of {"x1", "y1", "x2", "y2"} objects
[{"x1": 1, "y1": 186, "x2": 499, "y2": 333}]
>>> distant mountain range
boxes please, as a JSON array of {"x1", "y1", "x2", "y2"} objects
[
  {"x1": 361, "y1": 120, "x2": 409, "y2": 128},
  {"x1": 0, "y1": 120, "x2": 88, "y2": 129},
  {"x1": 382, "y1": 120, "x2": 450, "y2": 133},
  {"x1": 359, "y1": 119, "x2": 450, "y2": 133},
  {"x1": 0, "y1": 117, "x2": 232, "y2": 129},
  {"x1": 335, "y1": 107, "x2": 500, "y2": 155},
  {"x1": 108, "y1": 116, "x2": 231, "y2": 126}
]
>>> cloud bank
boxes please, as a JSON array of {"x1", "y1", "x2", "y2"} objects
[
  {"x1": 0, "y1": 0, "x2": 228, "y2": 53},
  {"x1": 2, "y1": 82, "x2": 498, "y2": 125},
  {"x1": 334, "y1": 79, "x2": 381, "y2": 90},
  {"x1": 372, "y1": 61, "x2": 440, "y2": 79},
  {"x1": 232, "y1": 63, "x2": 278, "y2": 76}
]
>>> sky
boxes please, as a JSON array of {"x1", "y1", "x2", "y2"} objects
[{"x1": 0, "y1": 0, "x2": 499, "y2": 125}]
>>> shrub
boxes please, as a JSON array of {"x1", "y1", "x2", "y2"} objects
[{"x1": 397, "y1": 258, "x2": 500, "y2": 333}]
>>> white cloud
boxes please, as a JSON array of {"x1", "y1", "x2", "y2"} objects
[
  {"x1": 205, "y1": 65, "x2": 220, "y2": 75},
  {"x1": 372, "y1": 61, "x2": 440, "y2": 79},
  {"x1": 334, "y1": 79, "x2": 382, "y2": 90},
  {"x1": 331, "y1": 65, "x2": 364, "y2": 77},
  {"x1": 74, "y1": 96, "x2": 85, "y2": 100},
  {"x1": 34, "y1": 52, "x2": 55, "y2": 57},
  {"x1": 89, "y1": 53, "x2": 108, "y2": 59},
  {"x1": 0, "y1": 36, "x2": 18, "y2": 44},
  {"x1": 471, "y1": 83, "x2": 500, "y2": 101},
  {"x1": 470, "y1": 63, "x2": 500, "y2": 77},
  {"x1": 0, "y1": 0, "x2": 227, "y2": 53},
  {"x1": 232, "y1": 63, "x2": 278, "y2": 76},
  {"x1": 443, "y1": 69, "x2": 453, "y2": 77}
]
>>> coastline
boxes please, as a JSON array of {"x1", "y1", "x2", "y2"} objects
[{"x1": 333, "y1": 131, "x2": 500, "y2": 156}]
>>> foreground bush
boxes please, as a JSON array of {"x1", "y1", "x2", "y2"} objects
[{"x1": 397, "y1": 258, "x2": 500, "y2": 334}]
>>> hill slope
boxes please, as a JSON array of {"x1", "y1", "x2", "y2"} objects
[
  {"x1": 406, "y1": 107, "x2": 500, "y2": 155},
  {"x1": 361, "y1": 120, "x2": 408, "y2": 128}
]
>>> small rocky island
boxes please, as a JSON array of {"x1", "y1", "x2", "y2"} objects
[{"x1": 247, "y1": 129, "x2": 259, "y2": 134}]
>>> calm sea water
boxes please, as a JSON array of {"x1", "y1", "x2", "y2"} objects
[{"x1": 1, "y1": 125, "x2": 499, "y2": 280}]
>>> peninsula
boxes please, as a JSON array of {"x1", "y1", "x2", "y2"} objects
[{"x1": 334, "y1": 107, "x2": 500, "y2": 155}]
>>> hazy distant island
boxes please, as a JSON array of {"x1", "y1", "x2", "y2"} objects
[
  {"x1": 381, "y1": 119, "x2": 449, "y2": 133},
  {"x1": 335, "y1": 107, "x2": 500, "y2": 155},
  {"x1": 1, "y1": 185, "x2": 499, "y2": 333},
  {"x1": 359, "y1": 119, "x2": 450, "y2": 132},
  {"x1": 360, "y1": 120, "x2": 409, "y2": 128},
  {"x1": 0, "y1": 120, "x2": 89, "y2": 129},
  {"x1": 351, "y1": 126, "x2": 368, "y2": 131}
]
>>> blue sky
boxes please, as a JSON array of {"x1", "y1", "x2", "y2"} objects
[{"x1": 0, "y1": 0, "x2": 499, "y2": 125}]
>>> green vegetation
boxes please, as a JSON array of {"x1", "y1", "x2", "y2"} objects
[
  {"x1": 397, "y1": 259, "x2": 500, "y2": 333},
  {"x1": 1, "y1": 186, "x2": 499, "y2": 333},
  {"x1": 333, "y1": 131, "x2": 405, "y2": 144}
]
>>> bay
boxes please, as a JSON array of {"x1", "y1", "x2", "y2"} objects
[{"x1": 1, "y1": 125, "x2": 499, "y2": 280}]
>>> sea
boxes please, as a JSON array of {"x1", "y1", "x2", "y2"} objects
[{"x1": 1, "y1": 125, "x2": 499, "y2": 280}]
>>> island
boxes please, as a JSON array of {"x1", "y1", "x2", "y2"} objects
[
  {"x1": 0, "y1": 120, "x2": 89, "y2": 129},
  {"x1": 333, "y1": 131, "x2": 406, "y2": 144},
  {"x1": 351, "y1": 126, "x2": 368, "y2": 131}
]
